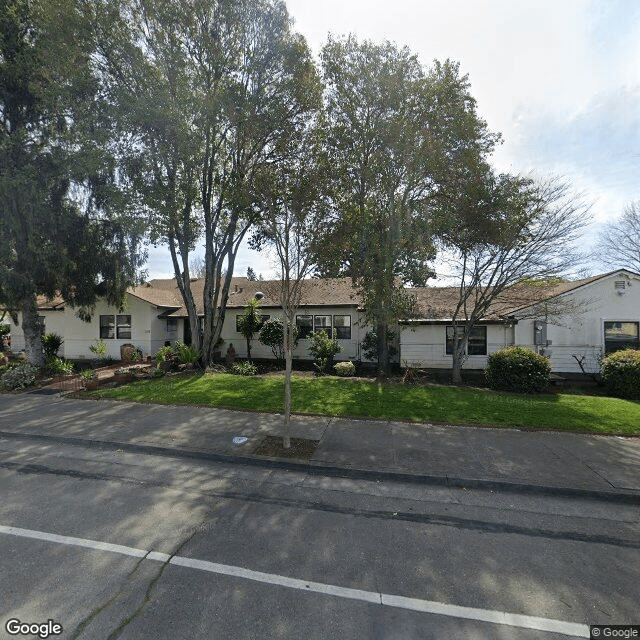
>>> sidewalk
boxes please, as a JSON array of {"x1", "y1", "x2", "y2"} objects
[{"x1": 2, "y1": 392, "x2": 640, "y2": 502}]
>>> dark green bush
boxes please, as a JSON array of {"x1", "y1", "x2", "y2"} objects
[
  {"x1": 259, "y1": 319, "x2": 298, "y2": 362},
  {"x1": 41, "y1": 333, "x2": 63, "y2": 359},
  {"x1": 600, "y1": 349, "x2": 640, "y2": 400},
  {"x1": 485, "y1": 347, "x2": 551, "y2": 393},
  {"x1": 308, "y1": 330, "x2": 342, "y2": 375},
  {"x1": 360, "y1": 329, "x2": 397, "y2": 363}
]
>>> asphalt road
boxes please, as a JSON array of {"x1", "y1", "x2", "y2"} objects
[{"x1": 0, "y1": 432, "x2": 638, "y2": 639}]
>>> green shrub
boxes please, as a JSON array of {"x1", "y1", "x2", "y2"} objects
[
  {"x1": 334, "y1": 361, "x2": 356, "y2": 377},
  {"x1": 308, "y1": 330, "x2": 342, "y2": 375},
  {"x1": 485, "y1": 347, "x2": 551, "y2": 393},
  {"x1": 0, "y1": 324, "x2": 10, "y2": 337},
  {"x1": 80, "y1": 369, "x2": 97, "y2": 380},
  {"x1": 600, "y1": 349, "x2": 640, "y2": 400},
  {"x1": 0, "y1": 362, "x2": 18, "y2": 377},
  {"x1": 360, "y1": 329, "x2": 397, "y2": 363},
  {"x1": 155, "y1": 345, "x2": 174, "y2": 363},
  {"x1": 259, "y1": 319, "x2": 298, "y2": 362},
  {"x1": 174, "y1": 341, "x2": 199, "y2": 365},
  {"x1": 1, "y1": 363, "x2": 39, "y2": 390},
  {"x1": 89, "y1": 340, "x2": 108, "y2": 361},
  {"x1": 46, "y1": 356, "x2": 74, "y2": 375},
  {"x1": 41, "y1": 333, "x2": 63, "y2": 359},
  {"x1": 231, "y1": 361, "x2": 258, "y2": 376}
]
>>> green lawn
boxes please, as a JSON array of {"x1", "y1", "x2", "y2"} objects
[{"x1": 90, "y1": 373, "x2": 640, "y2": 435}]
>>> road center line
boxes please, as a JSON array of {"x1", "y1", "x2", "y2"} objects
[{"x1": 0, "y1": 524, "x2": 589, "y2": 638}]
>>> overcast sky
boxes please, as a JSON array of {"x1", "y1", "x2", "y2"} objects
[{"x1": 147, "y1": 0, "x2": 640, "y2": 279}]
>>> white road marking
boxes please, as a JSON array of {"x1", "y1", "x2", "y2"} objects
[
  {"x1": 0, "y1": 524, "x2": 147, "y2": 558},
  {"x1": 0, "y1": 524, "x2": 590, "y2": 638}
]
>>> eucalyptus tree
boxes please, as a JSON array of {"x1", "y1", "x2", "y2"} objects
[
  {"x1": 98, "y1": 0, "x2": 319, "y2": 364},
  {"x1": 0, "y1": 0, "x2": 145, "y2": 366},
  {"x1": 318, "y1": 36, "x2": 498, "y2": 375}
]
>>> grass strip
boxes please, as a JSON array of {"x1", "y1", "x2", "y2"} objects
[{"x1": 91, "y1": 373, "x2": 640, "y2": 435}]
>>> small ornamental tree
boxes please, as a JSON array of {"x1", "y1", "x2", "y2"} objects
[
  {"x1": 485, "y1": 346, "x2": 551, "y2": 393},
  {"x1": 259, "y1": 319, "x2": 298, "y2": 364},
  {"x1": 237, "y1": 299, "x2": 262, "y2": 362},
  {"x1": 600, "y1": 349, "x2": 640, "y2": 400}
]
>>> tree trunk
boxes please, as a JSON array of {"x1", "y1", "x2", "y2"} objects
[
  {"x1": 21, "y1": 295, "x2": 44, "y2": 368},
  {"x1": 451, "y1": 339, "x2": 466, "y2": 385},
  {"x1": 283, "y1": 322, "x2": 293, "y2": 449},
  {"x1": 377, "y1": 321, "x2": 389, "y2": 377},
  {"x1": 246, "y1": 337, "x2": 252, "y2": 362}
]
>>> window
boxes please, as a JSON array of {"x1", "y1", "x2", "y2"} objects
[
  {"x1": 446, "y1": 325, "x2": 487, "y2": 356},
  {"x1": 333, "y1": 315, "x2": 351, "y2": 339},
  {"x1": 295, "y1": 315, "x2": 313, "y2": 339},
  {"x1": 235, "y1": 314, "x2": 270, "y2": 333},
  {"x1": 100, "y1": 315, "x2": 115, "y2": 339},
  {"x1": 314, "y1": 315, "x2": 332, "y2": 334},
  {"x1": 604, "y1": 321, "x2": 639, "y2": 354},
  {"x1": 100, "y1": 315, "x2": 132, "y2": 340},
  {"x1": 167, "y1": 318, "x2": 178, "y2": 332},
  {"x1": 468, "y1": 326, "x2": 487, "y2": 355},
  {"x1": 117, "y1": 315, "x2": 131, "y2": 339}
]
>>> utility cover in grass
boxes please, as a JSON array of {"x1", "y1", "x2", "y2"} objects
[{"x1": 254, "y1": 436, "x2": 319, "y2": 460}]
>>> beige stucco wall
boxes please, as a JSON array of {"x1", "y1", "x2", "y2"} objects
[
  {"x1": 514, "y1": 273, "x2": 640, "y2": 373},
  {"x1": 401, "y1": 272, "x2": 640, "y2": 373},
  {"x1": 6, "y1": 293, "x2": 177, "y2": 360},
  {"x1": 400, "y1": 323, "x2": 513, "y2": 370},
  {"x1": 220, "y1": 306, "x2": 372, "y2": 362},
  {"x1": 5, "y1": 309, "x2": 68, "y2": 354}
]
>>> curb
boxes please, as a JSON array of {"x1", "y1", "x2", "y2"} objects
[{"x1": 2, "y1": 429, "x2": 639, "y2": 505}]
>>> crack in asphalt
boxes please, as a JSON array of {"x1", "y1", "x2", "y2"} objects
[
  {"x1": 68, "y1": 552, "x2": 152, "y2": 640},
  {"x1": 103, "y1": 529, "x2": 200, "y2": 640}
]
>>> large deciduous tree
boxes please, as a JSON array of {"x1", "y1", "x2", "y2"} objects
[
  {"x1": 99, "y1": 0, "x2": 319, "y2": 365},
  {"x1": 0, "y1": 0, "x2": 145, "y2": 366},
  {"x1": 318, "y1": 36, "x2": 498, "y2": 375},
  {"x1": 437, "y1": 174, "x2": 590, "y2": 384}
]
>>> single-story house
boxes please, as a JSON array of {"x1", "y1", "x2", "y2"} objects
[
  {"x1": 400, "y1": 269, "x2": 640, "y2": 374},
  {"x1": 4, "y1": 269, "x2": 639, "y2": 374},
  {"x1": 4, "y1": 277, "x2": 382, "y2": 363}
]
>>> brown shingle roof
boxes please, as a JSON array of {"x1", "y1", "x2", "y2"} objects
[
  {"x1": 136, "y1": 277, "x2": 363, "y2": 317},
  {"x1": 406, "y1": 274, "x2": 607, "y2": 321},
  {"x1": 35, "y1": 294, "x2": 65, "y2": 309},
  {"x1": 128, "y1": 281, "x2": 184, "y2": 308}
]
